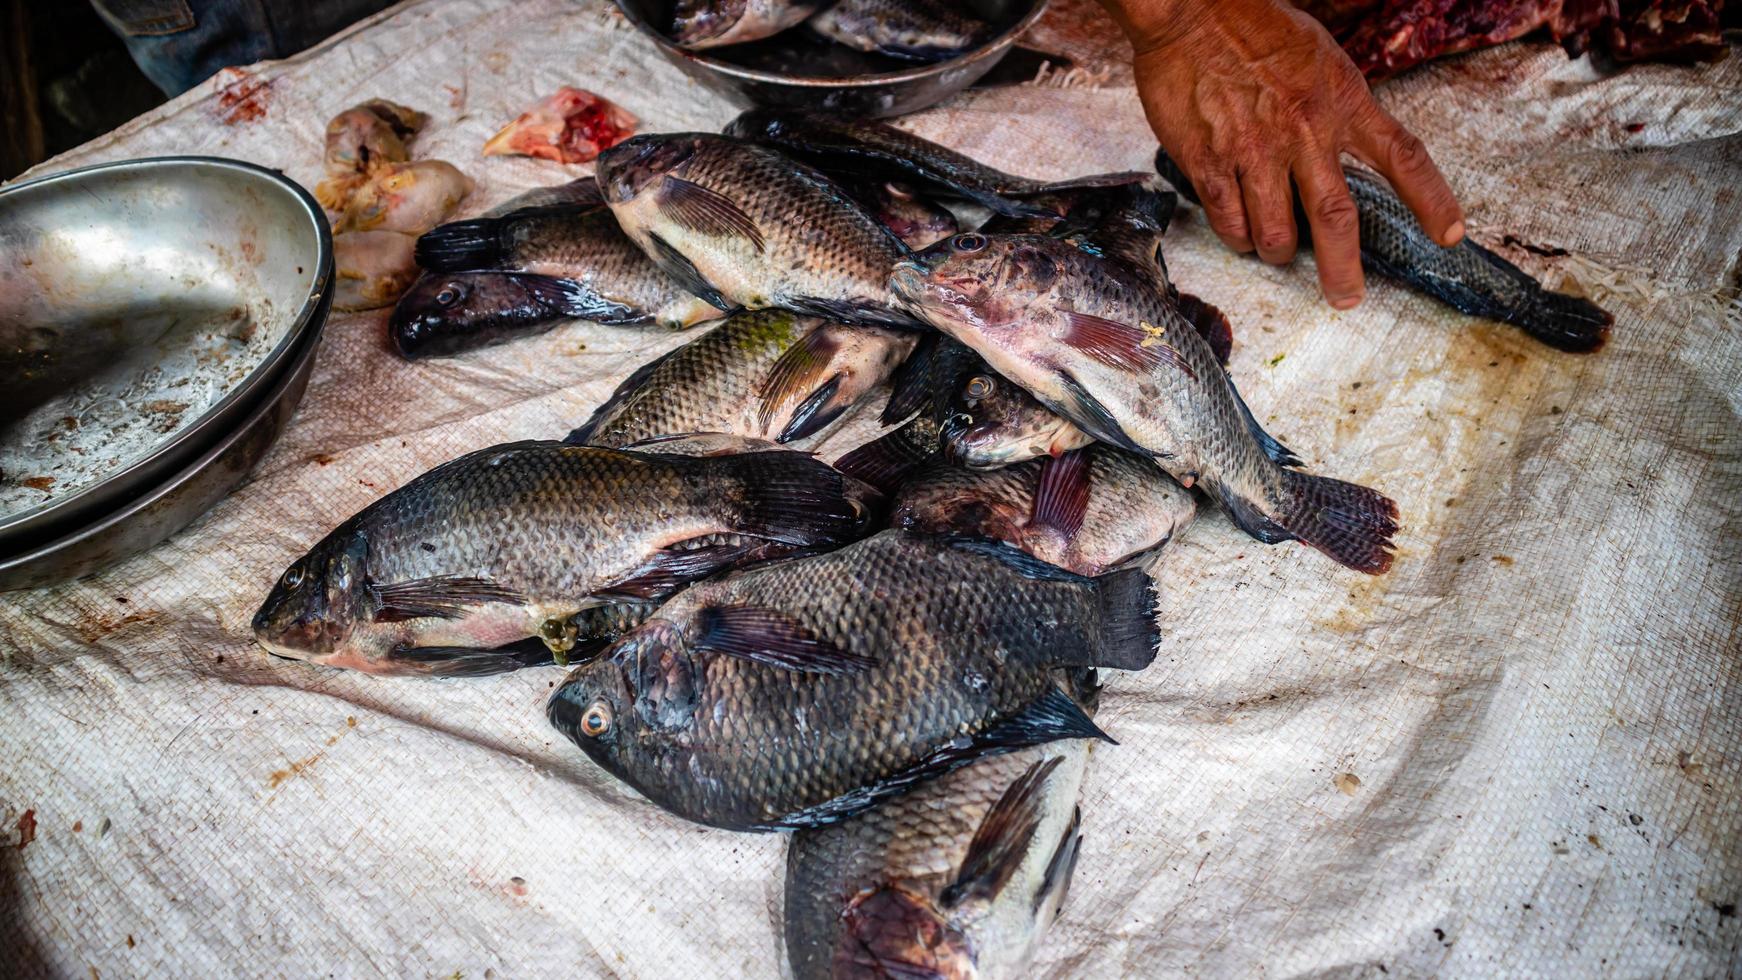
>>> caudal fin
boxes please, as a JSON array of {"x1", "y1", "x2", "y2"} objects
[
  {"x1": 1090, "y1": 566, "x2": 1160, "y2": 671},
  {"x1": 1227, "y1": 470, "x2": 1399, "y2": 574},
  {"x1": 1512, "y1": 289, "x2": 1613, "y2": 353},
  {"x1": 725, "y1": 452, "x2": 868, "y2": 546},
  {"x1": 834, "y1": 417, "x2": 939, "y2": 495},
  {"x1": 415, "y1": 218, "x2": 503, "y2": 271}
]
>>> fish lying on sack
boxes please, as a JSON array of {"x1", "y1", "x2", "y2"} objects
[
  {"x1": 252, "y1": 441, "x2": 868, "y2": 676},
  {"x1": 548, "y1": 529, "x2": 1158, "y2": 830},
  {"x1": 784, "y1": 723, "x2": 1094, "y2": 979},
  {"x1": 725, "y1": 109, "x2": 1147, "y2": 221},
  {"x1": 892, "y1": 216, "x2": 1400, "y2": 574},
  {"x1": 891, "y1": 445, "x2": 1197, "y2": 577},
  {"x1": 1154, "y1": 149, "x2": 1612, "y2": 352},
  {"x1": 393, "y1": 179, "x2": 719, "y2": 357},
  {"x1": 567, "y1": 309, "x2": 916, "y2": 449},
  {"x1": 594, "y1": 132, "x2": 925, "y2": 329}
]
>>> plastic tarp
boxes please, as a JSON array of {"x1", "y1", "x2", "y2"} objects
[{"x1": 3, "y1": 1, "x2": 1739, "y2": 975}]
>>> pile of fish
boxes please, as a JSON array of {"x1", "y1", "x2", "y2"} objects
[
  {"x1": 670, "y1": 0, "x2": 1000, "y2": 64},
  {"x1": 262, "y1": 108, "x2": 1611, "y2": 976}
]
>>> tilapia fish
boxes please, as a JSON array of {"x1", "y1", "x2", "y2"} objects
[
  {"x1": 893, "y1": 229, "x2": 1401, "y2": 574},
  {"x1": 785, "y1": 737, "x2": 1092, "y2": 980},
  {"x1": 893, "y1": 445, "x2": 1197, "y2": 576},
  {"x1": 393, "y1": 179, "x2": 720, "y2": 358},
  {"x1": 252, "y1": 441, "x2": 867, "y2": 676},
  {"x1": 939, "y1": 347, "x2": 1095, "y2": 469},
  {"x1": 548, "y1": 530, "x2": 1157, "y2": 830},
  {"x1": 1154, "y1": 149, "x2": 1612, "y2": 352},
  {"x1": 724, "y1": 109, "x2": 1147, "y2": 220},
  {"x1": 670, "y1": 0, "x2": 825, "y2": 49},
  {"x1": 841, "y1": 179, "x2": 961, "y2": 251},
  {"x1": 567, "y1": 309, "x2": 916, "y2": 449},
  {"x1": 595, "y1": 133, "x2": 923, "y2": 329},
  {"x1": 808, "y1": 0, "x2": 994, "y2": 62}
]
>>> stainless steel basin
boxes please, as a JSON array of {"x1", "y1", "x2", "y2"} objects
[{"x1": 0, "y1": 156, "x2": 332, "y2": 562}]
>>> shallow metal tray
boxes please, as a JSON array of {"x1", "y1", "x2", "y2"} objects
[{"x1": 0, "y1": 156, "x2": 332, "y2": 557}]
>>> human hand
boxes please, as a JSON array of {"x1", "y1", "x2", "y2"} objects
[{"x1": 1101, "y1": 0, "x2": 1465, "y2": 308}]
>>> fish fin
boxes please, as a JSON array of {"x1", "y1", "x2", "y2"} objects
[
  {"x1": 384, "y1": 637, "x2": 555, "y2": 676},
  {"x1": 943, "y1": 536, "x2": 1085, "y2": 583},
  {"x1": 1055, "y1": 372, "x2": 1146, "y2": 454},
  {"x1": 480, "y1": 177, "x2": 604, "y2": 218},
  {"x1": 414, "y1": 218, "x2": 503, "y2": 271},
  {"x1": 757, "y1": 324, "x2": 845, "y2": 438},
  {"x1": 1509, "y1": 287, "x2": 1613, "y2": 353},
  {"x1": 724, "y1": 451, "x2": 866, "y2": 545},
  {"x1": 1060, "y1": 310, "x2": 1197, "y2": 381},
  {"x1": 657, "y1": 176, "x2": 766, "y2": 252},
  {"x1": 369, "y1": 576, "x2": 527, "y2": 622},
  {"x1": 1173, "y1": 292, "x2": 1233, "y2": 366},
  {"x1": 1030, "y1": 448, "x2": 1091, "y2": 538},
  {"x1": 760, "y1": 686, "x2": 1111, "y2": 830},
  {"x1": 1151, "y1": 149, "x2": 1203, "y2": 207},
  {"x1": 779, "y1": 378, "x2": 847, "y2": 443},
  {"x1": 1029, "y1": 171, "x2": 1151, "y2": 196},
  {"x1": 833, "y1": 418, "x2": 939, "y2": 495},
  {"x1": 1091, "y1": 566, "x2": 1160, "y2": 671},
  {"x1": 782, "y1": 295, "x2": 928, "y2": 331},
  {"x1": 645, "y1": 233, "x2": 734, "y2": 312},
  {"x1": 513, "y1": 273, "x2": 644, "y2": 324},
  {"x1": 940, "y1": 756, "x2": 1064, "y2": 910},
  {"x1": 1072, "y1": 185, "x2": 1175, "y2": 268},
  {"x1": 562, "y1": 343, "x2": 688, "y2": 445},
  {"x1": 595, "y1": 542, "x2": 763, "y2": 601},
  {"x1": 880, "y1": 331, "x2": 942, "y2": 425},
  {"x1": 1035, "y1": 806, "x2": 1084, "y2": 918},
  {"x1": 693, "y1": 604, "x2": 873, "y2": 675},
  {"x1": 1225, "y1": 470, "x2": 1400, "y2": 574},
  {"x1": 623, "y1": 432, "x2": 790, "y2": 457},
  {"x1": 1224, "y1": 375, "x2": 1302, "y2": 467},
  {"x1": 1466, "y1": 240, "x2": 1613, "y2": 351}
]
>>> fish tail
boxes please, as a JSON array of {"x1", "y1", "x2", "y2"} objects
[
  {"x1": 833, "y1": 417, "x2": 939, "y2": 495},
  {"x1": 1512, "y1": 288, "x2": 1613, "y2": 353},
  {"x1": 1225, "y1": 470, "x2": 1399, "y2": 574},
  {"x1": 725, "y1": 452, "x2": 868, "y2": 546},
  {"x1": 415, "y1": 218, "x2": 503, "y2": 271},
  {"x1": 1089, "y1": 566, "x2": 1160, "y2": 671}
]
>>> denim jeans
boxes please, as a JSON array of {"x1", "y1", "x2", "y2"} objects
[{"x1": 92, "y1": 0, "x2": 397, "y2": 96}]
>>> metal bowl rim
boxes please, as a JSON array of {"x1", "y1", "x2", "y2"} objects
[
  {"x1": 0, "y1": 281, "x2": 329, "y2": 580},
  {"x1": 612, "y1": 0, "x2": 1050, "y2": 87},
  {"x1": 0, "y1": 155, "x2": 334, "y2": 540}
]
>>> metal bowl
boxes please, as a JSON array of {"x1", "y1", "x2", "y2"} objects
[
  {"x1": 614, "y1": 0, "x2": 1049, "y2": 118},
  {"x1": 0, "y1": 156, "x2": 332, "y2": 560},
  {"x1": 0, "y1": 306, "x2": 325, "y2": 591}
]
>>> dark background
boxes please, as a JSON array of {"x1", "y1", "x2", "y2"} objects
[{"x1": 1, "y1": 0, "x2": 167, "y2": 180}]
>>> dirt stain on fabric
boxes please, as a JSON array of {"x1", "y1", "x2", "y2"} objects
[{"x1": 14, "y1": 809, "x2": 36, "y2": 850}]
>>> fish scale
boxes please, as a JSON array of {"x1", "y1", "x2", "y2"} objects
[
  {"x1": 596, "y1": 134, "x2": 919, "y2": 328},
  {"x1": 549, "y1": 530, "x2": 1155, "y2": 831}
]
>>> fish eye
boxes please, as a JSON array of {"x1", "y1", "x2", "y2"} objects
[
  {"x1": 951, "y1": 233, "x2": 987, "y2": 253},
  {"x1": 580, "y1": 700, "x2": 613, "y2": 737},
  {"x1": 281, "y1": 565, "x2": 304, "y2": 589},
  {"x1": 965, "y1": 375, "x2": 996, "y2": 400},
  {"x1": 435, "y1": 283, "x2": 465, "y2": 306}
]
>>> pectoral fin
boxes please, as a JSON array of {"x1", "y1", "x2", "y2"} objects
[
  {"x1": 370, "y1": 576, "x2": 527, "y2": 622},
  {"x1": 940, "y1": 756, "x2": 1063, "y2": 909},
  {"x1": 657, "y1": 177, "x2": 766, "y2": 252},
  {"x1": 693, "y1": 604, "x2": 874, "y2": 675},
  {"x1": 1060, "y1": 310, "x2": 1196, "y2": 381}
]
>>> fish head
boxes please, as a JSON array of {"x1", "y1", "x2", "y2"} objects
[
  {"x1": 595, "y1": 134, "x2": 698, "y2": 204},
  {"x1": 550, "y1": 619, "x2": 701, "y2": 777},
  {"x1": 252, "y1": 531, "x2": 374, "y2": 666},
  {"x1": 389, "y1": 272, "x2": 577, "y2": 358},
  {"x1": 835, "y1": 885, "x2": 976, "y2": 980},
  {"x1": 670, "y1": 0, "x2": 749, "y2": 47},
  {"x1": 892, "y1": 234, "x2": 1057, "y2": 344},
  {"x1": 939, "y1": 370, "x2": 1077, "y2": 469}
]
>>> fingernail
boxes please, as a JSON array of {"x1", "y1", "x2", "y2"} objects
[
  {"x1": 1330, "y1": 292, "x2": 1363, "y2": 311},
  {"x1": 1445, "y1": 220, "x2": 1465, "y2": 244}
]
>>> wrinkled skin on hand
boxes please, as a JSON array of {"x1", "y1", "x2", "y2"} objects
[{"x1": 1103, "y1": 0, "x2": 1465, "y2": 308}]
